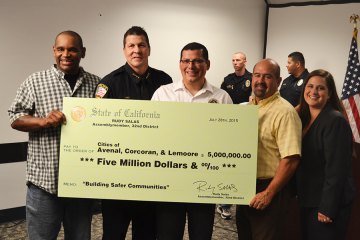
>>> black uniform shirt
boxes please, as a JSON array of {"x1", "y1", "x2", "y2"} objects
[
  {"x1": 95, "y1": 63, "x2": 172, "y2": 100},
  {"x1": 221, "y1": 69, "x2": 252, "y2": 104},
  {"x1": 279, "y1": 69, "x2": 309, "y2": 107}
]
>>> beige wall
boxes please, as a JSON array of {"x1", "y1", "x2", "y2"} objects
[{"x1": 0, "y1": 0, "x2": 266, "y2": 144}]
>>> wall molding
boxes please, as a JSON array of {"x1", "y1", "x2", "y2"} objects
[
  {"x1": 0, "y1": 142, "x2": 27, "y2": 164},
  {"x1": 0, "y1": 207, "x2": 25, "y2": 223}
]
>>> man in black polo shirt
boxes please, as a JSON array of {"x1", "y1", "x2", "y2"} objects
[
  {"x1": 279, "y1": 51, "x2": 309, "y2": 107},
  {"x1": 221, "y1": 52, "x2": 252, "y2": 104},
  {"x1": 95, "y1": 26, "x2": 172, "y2": 240}
]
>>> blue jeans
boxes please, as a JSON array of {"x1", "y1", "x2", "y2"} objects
[{"x1": 26, "y1": 184, "x2": 93, "y2": 240}]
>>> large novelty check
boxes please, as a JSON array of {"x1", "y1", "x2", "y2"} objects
[{"x1": 58, "y1": 97, "x2": 258, "y2": 204}]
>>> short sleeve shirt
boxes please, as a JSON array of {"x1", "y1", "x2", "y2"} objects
[
  {"x1": 8, "y1": 65, "x2": 100, "y2": 194},
  {"x1": 279, "y1": 69, "x2": 309, "y2": 107},
  {"x1": 221, "y1": 69, "x2": 252, "y2": 104},
  {"x1": 94, "y1": 63, "x2": 172, "y2": 100},
  {"x1": 152, "y1": 80, "x2": 233, "y2": 104},
  {"x1": 250, "y1": 92, "x2": 302, "y2": 178}
]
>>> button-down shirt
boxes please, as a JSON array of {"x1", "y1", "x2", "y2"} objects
[
  {"x1": 279, "y1": 69, "x2": 309, "y2": 107},
  {"x1": 221, "y1": 69, "x2": 252, "y2": 104},
  {"x1": 250, "y1": 92, "x2": 301, "y2": 178},
  {"x1": 8, "y1": 65, "x2": 100, "y2": 194},
  {"x1": 152, "y1": 80, "x2": 233, "y2": 104}
]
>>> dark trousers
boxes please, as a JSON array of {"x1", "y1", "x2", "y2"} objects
[
  {"x1": 300, "y1": 204, "x2": 352, "y2": 240},
  {"x1": 102, "y1": 199, "x2": 156, "y2": 240},
  {"x1": 156, "y1": 202, "x2": 215, "y2": 240},
  {"x1": 236, "y1": 179, "x2": 291, "y2": 240}
]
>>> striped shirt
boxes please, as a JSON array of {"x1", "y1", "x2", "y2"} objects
[{"x1": 8, "y1": 65, "x2": 100, "y2": 194}]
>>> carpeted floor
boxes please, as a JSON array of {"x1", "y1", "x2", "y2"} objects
[{"x1": 0, "y1": 205, "x2": 237, "y2": 240}]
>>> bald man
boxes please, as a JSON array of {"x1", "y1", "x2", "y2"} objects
[
  {"x1": 8, "y1": 31, "x2": 100, "y2": 240},
  {"x1": 236, "y1": 59, "x2": 301, "y2": 240},
  {"x1": 221, "y1": 52, "x2": 252, "y2": 104}
]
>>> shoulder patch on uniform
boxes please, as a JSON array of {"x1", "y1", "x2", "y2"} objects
[{"x1": 95, "y1": 84, "x2": 108, "y2": 98}]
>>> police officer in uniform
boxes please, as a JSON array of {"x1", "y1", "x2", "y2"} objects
[
  {"x1": 279, "y1": 51, "x2": 309, "y2": 107},
  {"x1": 94, "y1": 26, "x2": 172, "y2": 240},
  {"x1": 221, "y1": 52, "x2": 252, "y2": 104}
]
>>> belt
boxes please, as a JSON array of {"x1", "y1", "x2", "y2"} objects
[
  {"x1": 256, "y1": 178, "x2": 272, "y2": 185},
  {"x1": 256, "y1": 178, "x2": 272, "y2": 193}
]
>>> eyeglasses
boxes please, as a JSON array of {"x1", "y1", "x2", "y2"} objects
[{"x1": 180, "y1": 59, "x2": 206, "y2": 66}]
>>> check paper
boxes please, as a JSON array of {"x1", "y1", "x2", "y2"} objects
[{"x1": 58, "y1": 97, "x2": 258, "y2": 204}]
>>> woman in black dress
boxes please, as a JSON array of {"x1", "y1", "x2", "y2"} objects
[{"x1": 296, "y1": 69, "x2": 356, "y2": 240}]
